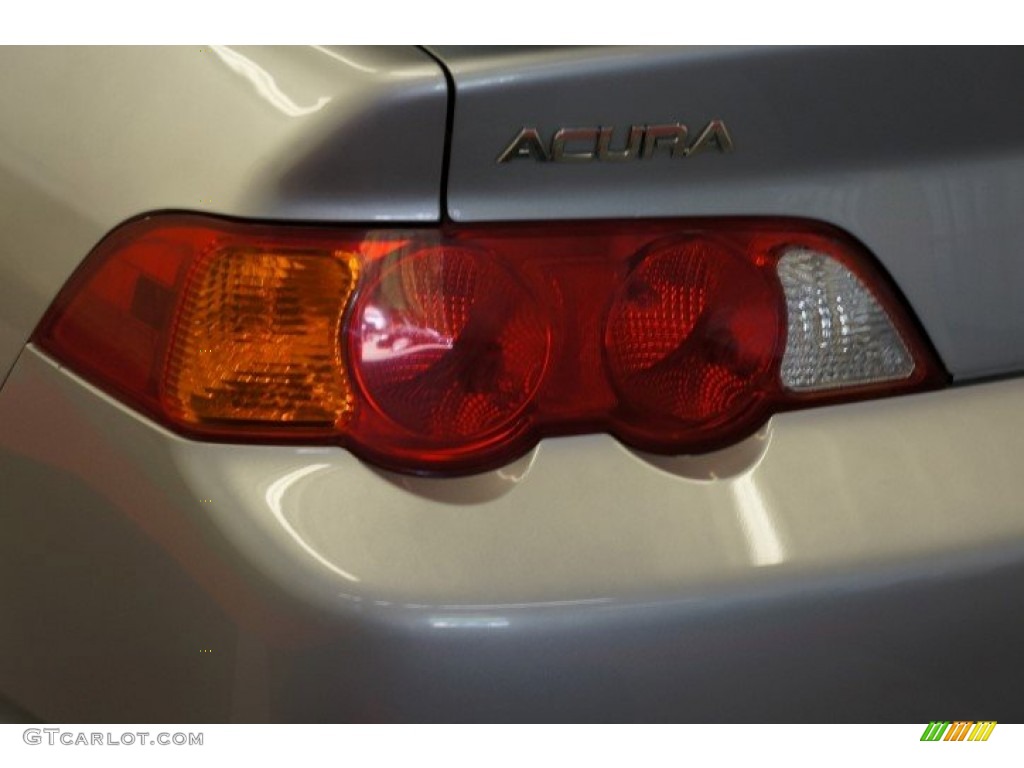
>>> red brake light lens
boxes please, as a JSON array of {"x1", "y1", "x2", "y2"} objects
[
  {"x1": 605, "y1": 237, "x2": 783, "y2": 433},
  {"x1": 34, "y1": 215, "x2": 946, "y2": 473},
  {"x1": 351, "y1": 244, "x2": 550, "y2": 446}
]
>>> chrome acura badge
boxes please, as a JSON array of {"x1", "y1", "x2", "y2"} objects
[{"x1": 497, "y1": 121, "x2": 733, "y2": 163}]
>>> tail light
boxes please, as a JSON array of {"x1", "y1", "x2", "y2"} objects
[{"x1": 34, "y1": 215, "x2": 946, "y2": 473}]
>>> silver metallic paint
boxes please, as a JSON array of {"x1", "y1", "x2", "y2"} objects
[
  {"x1": 2, "y1": 346, "x2": 1024, "y2": 720},
  {"x1": 0, "y1": 46, "x2": 447, "y2": 386},
  {"x1": 433, "y1": 45, "x2": 1024, "y2": 380}
]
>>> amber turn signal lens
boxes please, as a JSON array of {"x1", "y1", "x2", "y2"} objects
[
  {"x1": 165, "y1": 248, "x2": 359, "y2": 429},
  {"x1": 33, "y1": 218, "x2": 403, "y2": 441}
]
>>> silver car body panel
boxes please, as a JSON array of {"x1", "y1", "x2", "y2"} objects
[
  {"x1": 434, "y1": 45, "x2": 1024, "y2": 380},
  {"x1": 1, "y1": 45, "x2": 1023, "y2": 722},
  {"x1": 0, "y1": 45, "x2": 447, "y2": 384},
  {"x1": 3, "y1": 345, "x2": 1024, "y2": 721}
]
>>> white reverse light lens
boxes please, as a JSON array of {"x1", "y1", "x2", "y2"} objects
[{"x1": 778, "y1": 248, "x2": 914, "y2": 391}]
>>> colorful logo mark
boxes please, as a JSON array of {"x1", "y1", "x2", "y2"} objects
[{"x1": 921, "y1": 721, "x2": 997, "y2": 741}]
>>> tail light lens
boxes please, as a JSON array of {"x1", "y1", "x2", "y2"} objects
[
  {"x1": 605, "y1": 237, "x2": 783, "y2": 441},
  {"x1": 34, "y1": 215, "x2": 946, "y2": 473},
  {"x1": 351, "y1": 245, "x2": 550, "y2": 445}
]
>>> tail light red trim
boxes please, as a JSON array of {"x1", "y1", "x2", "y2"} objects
[{"x1": 34, "y1": 215, "x2": 947, "y2": 474}]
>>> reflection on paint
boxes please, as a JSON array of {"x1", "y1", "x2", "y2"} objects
[
  {"x1": 311, "y1": 45, "x2": 379, "y2": 74},
  {"x1": 731, "y1": 474, "x2": 785, "y2": 566},
  {"x1": 211, "y1": 46, "x2": 331, "y2": 117},
  {"x1": 265, "y1": 463, "x2": 361, "y2": 582},
  {"x1": 432, "y1": 597, "x2": 614, "y2": 611},
  {"x1": 430, "y1": 617, "x2": 510, "y2": 630},
  {"x1": 496, "y1": 447, "x2": 539, "y2": 483}
]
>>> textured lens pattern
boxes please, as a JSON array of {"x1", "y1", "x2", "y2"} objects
[
  {"x1": 36, "y1": 214, "x2": 944, "y2": 474},
  {"x1": 165, "y1": 248, "x2": 358, "y2": 426},
  {"x1": 778, "y1": 248, "x2": 913, "y2": 391},
  {"x1": 606, "y1": 240, "x2": 782, "y2": 424},
  {"x1": 352, "y1": 246, "x2": 549, "y2": 441}
]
